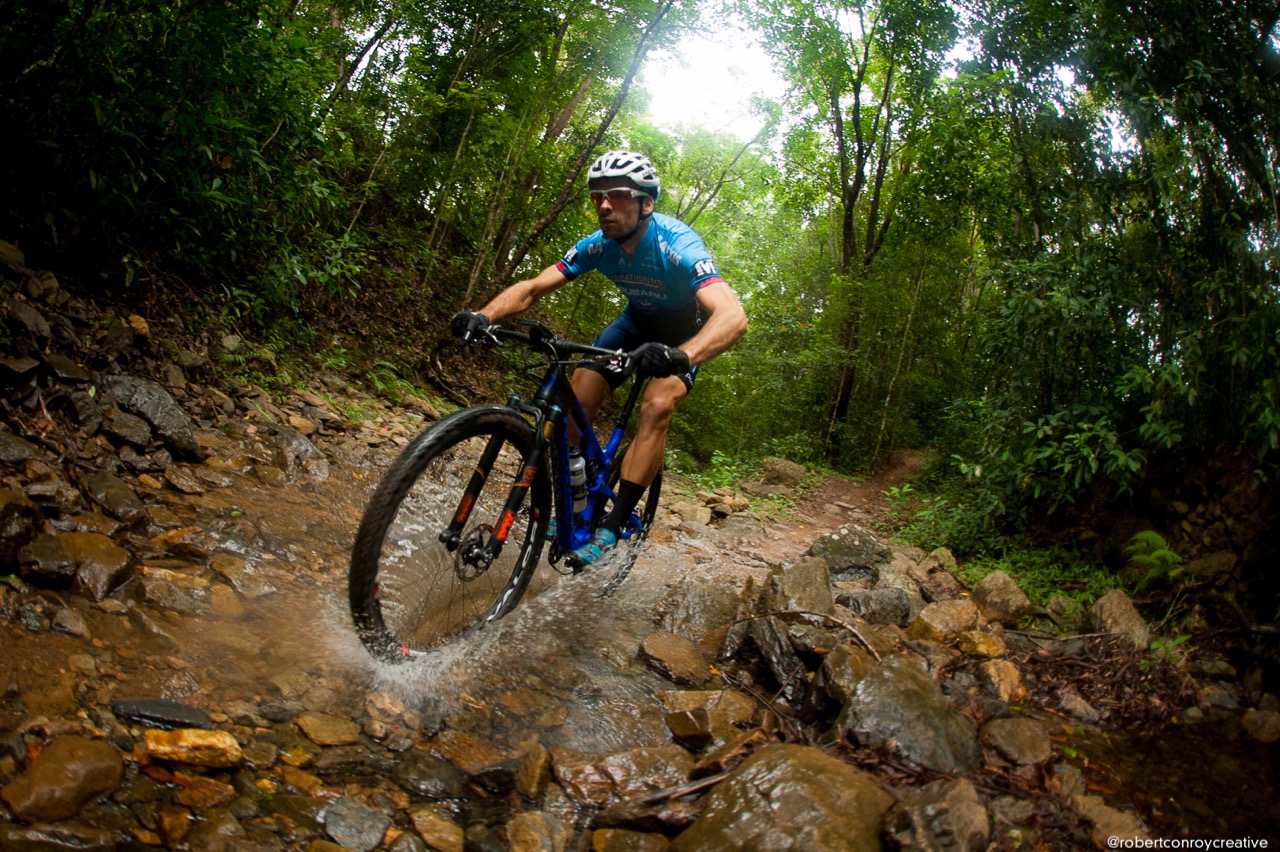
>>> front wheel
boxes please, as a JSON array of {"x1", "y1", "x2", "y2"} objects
[{"x1": 348, "y1": 407, "x2": 551, "y2": 661}]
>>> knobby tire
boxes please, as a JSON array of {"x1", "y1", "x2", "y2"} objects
[{"x1": 348, "y1": 407, "x2": 550, "y2": 661}]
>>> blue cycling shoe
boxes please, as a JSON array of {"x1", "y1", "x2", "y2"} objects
[{"x1": 568, "y1": 528, "x2": 617, "y2": 570}]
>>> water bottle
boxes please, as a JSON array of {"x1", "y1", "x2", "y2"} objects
[{"x1": 568, "y1": 446, "x2": 587, "y2": 512}]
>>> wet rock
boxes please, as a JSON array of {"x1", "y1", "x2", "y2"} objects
[
  {"x1": 591, "y1": 828, "x2": 671, "y2": 851},
  {"x1": 1242, "y1": 709, "x2": 1280, "y2": 743},
  {"x1": 978, "y1": 660, "x2": 1027, "y2": 704},
  {"x1": 885, "y1": 777, "x2": 990, "y2": 851},
  {"x1": 44, "y1": 352, "x2": 93, "y2": 383},
  {"x1": 273, "y1": 425, "x2": 330, "y2": 481},
  {"x1": 139, "y1": 564, "x2": 212, "y2": 614},
  {"x1": 671, "y1": 743, "x2": 891, "y2": 851},
  {"x1": 1091, "y1": 589, "x2": 1150, "y2": 650},
  {"x1": 811, "y1": 643, "x2": 877, "y2": 708},
  {"x1": 85, "y1": 469, "x2": 147, "y2": 523},
  {"x1": 639, "y1": 631, "x2": 712, "y2": 685},
  {"x1": 805, "y1": 524, "x2": 890, "y2": 575},
  {"x1": 52, "y1": 605, "x2": 91, "y2": 637},
  {"x1": 496, "y1": 743, "x2": 540, "y2": 802},
  {"x1": 982, "y1": 716, "x2": 1052, "y2": 765},
  {"x1": 970, "y1": 570, "x2": 1034, "y2": 625},
  {"x1": 1, "y1": 735, "x2": 124, "y2": 822},
  {"x1": 409, "y1": 804, "x2": 465, "y2": 852},
  {"x1": 833, "y1": 654, "x2": 980, "y2": 774},
  {"x1": 907, "y1": 599, "x2": 981, "y2": 643},
  {"x1": 835, "y1": 586, "x2": 912, "y2": 626},
  {"x1": 211, "y1": 552, "x2": 278, "y2": 599},
  {"x1": 507, "y1": 811, "x2": 570, "y2": 852},
  {"x1": 746, "y1": 615, "x2": 807, "y2": 703},
  {"x1": 433, "y1": 730, "x2": 514, "y2": 781},
  {"x1": 61, "y1": 530, "x2": 132, "y2": 600},
  {"x1": 174, "y1": 774, "x2": 237, "y2": 811},
  {"x1": 658, "y1": 572, "x2": 751, "y2": 653},
  {"x1": 102, "y1": 408, "x2": 152, "y2": 447},
  {"x1": 552, "y1": 745, "x2": 694, "y2": 807},
  {"x1": 143, "y1": 728, "x2": 243, "y2": 767},
  {"x1": 691, "y1": 727, "x2": 767, "y2": 778},
  {"x1": 98, "y1": 374, "x2": 202, "y2": 459},
  {"x1": 163, "y1": 465, "x2": 206, "y2": 494},
  {"x1": 185, "y1": 806, "x2": 248, "y2": 849},
  {"x1": 112, "y1": 697, "x2": 214, "y2": 730},
  {"x1": 2, "y1": 488, "x2": 45, "y2": 563},
  {"x1": 0, "y1": 431, "x2": 42, "y2": 464},
  {"x1": 0, "y1": 822, "x2": 119, "y2": 849},
  {"x1": 765, "y1": 556, "x2": 834, "y2": 616},
  {"x1": 297, "y1": 712, "x2": 363, "y2": 747},
  {"x1": 6, "y1": 299, "x2": 52, "y2": 354},
  {"x1": 392, "y1": 750, "x2": 468, "y2": 799},
  {"x1": 18, "y1": 533, "x2": 77, "y2": 587},
  {"x1": 325, "y1": 795, "x2": 392, "y2": 851}
]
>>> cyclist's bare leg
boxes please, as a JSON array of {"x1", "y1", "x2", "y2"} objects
[
  {"x1": 620, "y1": 375, "x2": 687, "y2": 488},
  {"x1": 569, "y1": 368, "x2": 612, "y2": 444}
]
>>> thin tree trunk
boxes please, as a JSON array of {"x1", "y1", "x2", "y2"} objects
[
  {"x1": 494, "y1": 0, "x2": 679, "y2": 287},
  {"x1": 872, "y1": 257, "x2": 928, "y2": 463}
]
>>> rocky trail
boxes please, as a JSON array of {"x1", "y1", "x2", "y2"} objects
[{"x1": 1, "y1": 246, "x2": 1278, "y2": 850}]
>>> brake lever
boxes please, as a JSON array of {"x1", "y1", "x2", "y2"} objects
[{"x1": 463, "y1": 323, "x2": 502, "y2": 346}]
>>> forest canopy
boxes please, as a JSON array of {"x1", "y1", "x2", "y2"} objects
[{"x1": 2, "y1": 0, "x2": 1278, "y2": 554}]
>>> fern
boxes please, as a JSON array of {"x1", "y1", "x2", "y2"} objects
[{"x1": 1124, "y1": 531, "x2": 1184, "y2": 591}]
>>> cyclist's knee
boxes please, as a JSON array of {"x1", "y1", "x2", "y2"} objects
[{"x1": 639, "y1": 390, "x2": 680, "y2": 426}]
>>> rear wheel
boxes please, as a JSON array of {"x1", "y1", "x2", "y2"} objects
[{"x1": 348, "y1": 407, "x2": 551, "y2": 661}]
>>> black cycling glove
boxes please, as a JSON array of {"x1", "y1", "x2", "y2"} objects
[
  {"x1": 630, "y1": 342, "x2": 691, "y2": 378},
  {"x1": 451, "y1": 311, "x2": 489, "y2": 341}
]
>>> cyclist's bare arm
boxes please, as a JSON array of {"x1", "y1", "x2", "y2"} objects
[
  {"x1": 681, "y1": 280, "x2": 749, "y2": 366},
  {"x1": 478, "y1": 265, "x2": 569, "y2": 324}
]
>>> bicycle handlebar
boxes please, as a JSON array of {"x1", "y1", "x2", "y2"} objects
[{"x1": 478, "y1": 320, "x2": 631, "y2": 372}]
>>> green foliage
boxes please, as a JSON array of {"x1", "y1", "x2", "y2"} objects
[
  {"x1": 954, "y1": 545, "x2": 1119, "y2": 609},
  {"x1": 1124, "y1": 531, "x2": 1185, "y2": 592}
]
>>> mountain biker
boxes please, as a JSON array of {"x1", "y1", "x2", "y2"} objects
[{"x1": 452, "y1": 150, "x2": 748, "y2": 568}]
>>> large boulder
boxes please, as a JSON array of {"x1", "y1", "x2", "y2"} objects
[
  {"x1": 98, "y1": 375, "x2": 201, "y2": 459},
  {"x1": 971, "y1": 570, "x2": 1035, "y2": 625},
  {"x1": 672, "y1": 744, "x2": 892, "y2": 851},
  {"x1": 761, "y1": 457, "x2": 806, "y2": 486},
  {"x1": 1, "y1": 736, "x2": 124, "y2": 822},
  {"x1": 1091, "y1": 589, "x2": 1150, "y2": 650},
  {"x1": 806, "y1": 524, "x2": 891, "y2": 576},
  {"x1": 832, "y1": 654, "x2": 980, "y2": 774}
]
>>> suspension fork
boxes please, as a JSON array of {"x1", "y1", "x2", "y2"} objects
[
  {"x1": 439, "y1": 430, "x2": 511, "y2": 550},
  {"x1": 439, "y1": 403, "x2": 556, "y2": 565}
]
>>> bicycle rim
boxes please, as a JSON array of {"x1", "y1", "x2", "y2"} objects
[{"x1": 349, "y1": 407, "x2": 550, "y2": 660}]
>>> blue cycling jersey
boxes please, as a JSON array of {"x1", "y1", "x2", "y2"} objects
[{"x1": 556, "y1": 213, "x2": 724, "y2": 334}]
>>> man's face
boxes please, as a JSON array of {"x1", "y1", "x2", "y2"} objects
[{"x1": 591, "y1": 178, "x2": 652, "y2": 240}]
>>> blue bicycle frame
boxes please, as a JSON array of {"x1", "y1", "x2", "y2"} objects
[{"x1": 491, "y1": 321, "x2": 651, "y2": 562}]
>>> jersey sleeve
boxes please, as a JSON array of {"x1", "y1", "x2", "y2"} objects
[
  {"x1": 554, "y1": 234, "x2": 601, "y2": 280},
  {"x1": 672, "y1": 227, "x2": 724, "y2": 290}
]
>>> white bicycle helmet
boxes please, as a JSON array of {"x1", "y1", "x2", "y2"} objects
[{"x1": 588, "y1": 150, "x2": 661, "y2": 201}]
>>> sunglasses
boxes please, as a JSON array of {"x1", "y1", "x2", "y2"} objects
[{"x1": 589, "y1": 188, "x2": 648, "y2": 206}]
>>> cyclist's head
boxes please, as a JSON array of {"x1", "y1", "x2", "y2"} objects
[{"x1": 588, "y1": 150, "x2": 660, "y2": 203}]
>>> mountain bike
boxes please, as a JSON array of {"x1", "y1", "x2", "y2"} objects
[{"x1": 348, "y1": 320, "x2": 662, "y2": 662}]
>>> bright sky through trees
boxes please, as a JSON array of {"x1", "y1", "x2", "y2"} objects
[{"x1": 640, "y1": 25, "x2": 785, "y2": 141}]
